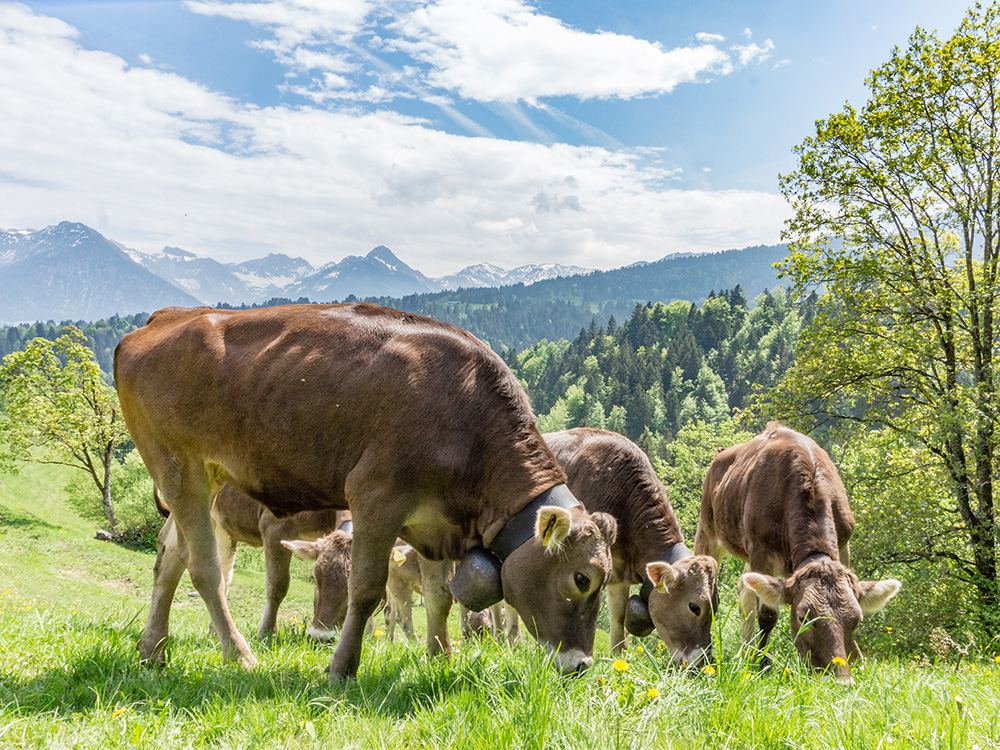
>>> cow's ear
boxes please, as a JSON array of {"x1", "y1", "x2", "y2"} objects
[
  {"x1": 857, "y1": 579, "x2": 902, "y2": 614},
  {"x1": 647, "y1": 561, "x2": 678, "y2": 593},
  {"x1": 535, "y1": 506, "x2": 572, "y2": 553},
  {"x1": 281, "y1": 539, "x2": 321, "y2": 561},
  {"x1": 741, "y1": 572, "x2": 792, "y2": 608},
  {"x1": 591, "y1": 511, "x2": 617, "y2": 546}
]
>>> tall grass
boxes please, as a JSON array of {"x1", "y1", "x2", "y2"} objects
[{"x1": 1, "y1": 462, "x2": 999, "y2": 749}]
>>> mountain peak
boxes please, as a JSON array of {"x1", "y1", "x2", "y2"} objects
[{"x1": 366, "y1": 245, "x2": 400, "y2": 262}]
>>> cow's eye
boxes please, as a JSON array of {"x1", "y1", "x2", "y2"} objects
[
  {"x1": 574, "y1": 572, "x2": 591, "y2": 592},
  {"x1": 689, "y1": 602, "x2": 701, "y2": 617}
]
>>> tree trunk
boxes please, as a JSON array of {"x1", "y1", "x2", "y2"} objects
[{"x1": 101, "y1": 443, "x2": 119, "y2": 535}]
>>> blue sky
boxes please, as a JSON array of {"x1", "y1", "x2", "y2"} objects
[{"x1": 0, "y1": 0, "x2": 974, "y2": 275}]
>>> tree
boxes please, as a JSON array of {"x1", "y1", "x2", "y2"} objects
[
  {"x1": 769, "y1": 5, "x2": 1000, "y2": 620},
  {"x1": 0, "y1": 327, "x2": 131, "y2": 533}
]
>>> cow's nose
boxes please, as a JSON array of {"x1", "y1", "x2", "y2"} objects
[{"x1": 550, "y1": 648, "x2": 592, "y2": 676}]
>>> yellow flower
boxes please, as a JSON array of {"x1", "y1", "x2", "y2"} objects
[
  {"x1": 994, "y1": 655, "x2": 1000, "y2": 664},
  {"x1": 885, "y1": 626, "x2": 892, "y2": 632},
  {"x1": 634, "y1": 645, "x2": 643, "y2": 653},
  {"x1": 646, "y1": 687, "x2": 660, "y2": 699},
  {"x1": 743, "y1": 671, "x2": 753, "y2": 681},
  {"x1": 612, "y1": 659, "x2": 629, "y2": 672},
  {"x1": 831, "y1": 657, "x2": 847, "y2": 667},
  {"x1": 373, "y1": 630, "x2": 384, "y2": 638},
  {"x1": 701, "y1": 664, "x2": 716, "y2": 676},
  {"x1": 657, "y1": 640, "x2": 665, "y2": 651},
  {"x1": 111, "y1": 708, "x2": 127, "y2": 719}
]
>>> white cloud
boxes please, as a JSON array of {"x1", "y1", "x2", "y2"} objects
[
  {"x1": 731, "y1": 39, "x2": 775, "y2": 67},
  {"x1": 187, "y1": 0, "x2": 771, "y2": 104},
  {"x1": 387, "y1": 0, "x2": 733, "y2": 102},
  {"x1": 0, "y1": 4, "x2": 789, "y2": 276}
]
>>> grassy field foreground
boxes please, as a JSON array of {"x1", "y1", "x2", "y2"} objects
[{"x1": 1, "y1": 463, "x2": 999, "y2": 749}]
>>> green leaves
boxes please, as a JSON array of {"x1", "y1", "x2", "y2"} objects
[
  {"x1": 773, "y1": 4, "x2": 1000, "y2": 617},
  {"x1": 0, "y1": 326, "x2": 131, "y2": 530}
]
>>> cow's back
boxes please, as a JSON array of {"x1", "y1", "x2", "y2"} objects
[
  {"x1": 545, "y1": 428, "x2": 682, "y2": 582},
  {"x1": 115, "y1": 303, "x2": 562, "y2": 523},
  {"x1": 699, "y1": 424, "x2": 854, "y2": 572}
]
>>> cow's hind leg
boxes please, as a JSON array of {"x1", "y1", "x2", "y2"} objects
[
  {"x1": 139, "y1": 516, "x2": 188, "y2": 664},
  {"x1": 164, "y1": 467, "x2": 257, "y2": 668},
  {"x1": 258, "y1": 528, "x2": 293, "y2": 639}
]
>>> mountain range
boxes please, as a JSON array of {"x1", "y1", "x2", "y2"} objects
[
  {"x1": 0, "y1": 222, "x2": 597, "y2": 323},
  {"x1": 0, "y1": 221, "x2": 788, "y2": 326}
]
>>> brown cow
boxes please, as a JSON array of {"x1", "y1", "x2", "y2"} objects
[
  {"x1": 545, "y1": 428, "x2": 718, "y2": 662},
  {"x1": 694, "y1": 423, "x2": 901, "y2": 683},
  {"x1": 146, "y1": 484, "x2": 348, "y2": 647},
  {"x1": 114, "y1": 303, "x2": 616, "y2": 678}
]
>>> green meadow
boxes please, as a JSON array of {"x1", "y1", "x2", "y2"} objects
[{"x1": 1, "y1": 461, "x2": 998, "y2": 750}]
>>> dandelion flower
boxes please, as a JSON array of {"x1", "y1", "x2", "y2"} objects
[
  {"x1": 886, "y1": 626, "x2": 892, "y2": 632},
  {"x1": 646, "y1": 687, "x2": 660, "y2": 699},
  {"x1": 831, "y1": 657, "x2": 847, "y2": 667},
  {"x1": 702, "y1": 664, "x2": 716, "y2": 676},
  {"x1": 743, "y1": 671, "x2": 753, "y2": 681},
  {"x1": 613, "y1": 659, "x2": 629, "y2": 672},
  {"x1": 995, "y1": 655, "x2": 1000, "y2": 664},
  {"x1": 373, "y1": 630, "x2": 384, "y2": 638},
  {"x1": 635, "y1": 645, "x2": 643, "y2": 653}
]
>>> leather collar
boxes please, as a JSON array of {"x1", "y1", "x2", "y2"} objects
[
  {"x1": 638, "y1": 542, "x2": 694, "y2": 602},
  {"x1": 489, "y1": 483, "x2": 581, "y2": 562}
]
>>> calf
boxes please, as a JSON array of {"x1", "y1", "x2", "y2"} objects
[
  {"x1": 145, "y1": 484, "x2": 347, "y2": 648},
  {"x1": 694, "y1": 423, "x2": 901, "y2": 683},
  {"x1": 545, "y1": 428, "x2": 718, "y2": 662},
  {"x1": 115, "y1": 303, "x2": 615, "y2": 678},
  {"x1": 285, "y1": 535, "x2": 503, "y2": 643}
]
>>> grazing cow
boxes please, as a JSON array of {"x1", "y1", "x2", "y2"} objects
[
  {"x1": 545, "y1": 428, "x2": 718, "y2": 662},
  {"x1": 115, "y1": 303, "x2": 615, "y2": 678},
  {"x1": 694, "y1": 423, "x2": 901, "y2": 683},
  {"x1": 146, "y1": 484, "x2": 347, "y2": 647}
]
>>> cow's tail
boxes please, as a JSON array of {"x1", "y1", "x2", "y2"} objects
[{"x1": 153, "y1": 486, "x2": 171, "y2": 518}]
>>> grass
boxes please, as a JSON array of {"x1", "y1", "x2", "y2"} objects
[{"x1": 1, "y1": 461, "x2": 999, "y2": 749}]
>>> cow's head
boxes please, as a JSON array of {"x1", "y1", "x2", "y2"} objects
[
  {"x1": 742, "y1": 559, "x2": 900, "y2": 683},
  {"x1": 281, "y1": 530, "x2": 353, "y2": 641},
  {"x1": 500, "y1": 505, "x2": 616, "y2": 675},
  {"x1": 645, "y1": 555, "x2": 719, "y2": 666}
]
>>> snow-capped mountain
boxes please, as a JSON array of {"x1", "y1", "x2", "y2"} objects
[
  {"x1": 0, "y1": 222, "x2": 201, "y2": 324},
  {"x1": 231, "y1": 253, "x2": 315, "y2": 300},
  {"x1": 283, "y1": 245, "x2": 438, "y2": 302},
  {"x1": 126, "y1": 246, "x2": 315, "y2": 305},
  {"x1": 437, "y1": 262, "x2": 591, "y2": 290}
]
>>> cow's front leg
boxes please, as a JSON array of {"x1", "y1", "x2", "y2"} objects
[
  {"x1": 606, "y1": 580, "x2": 630, "y2": 654},
  {"x1": 737, "y1": 567, "x2": 758, "y2": 647},
  {"x1": 328, "y1": 517, "x2": 398, "y2": 680},
  {"x1": 504, "y1": 603, "x2": 521, "y2": 643},
  {"x1": 418, "y1": 556, "x2": 454, "y2": 657},
  {"x1": 139, "y1": 516, "x2": 187, "y2": 664}
]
